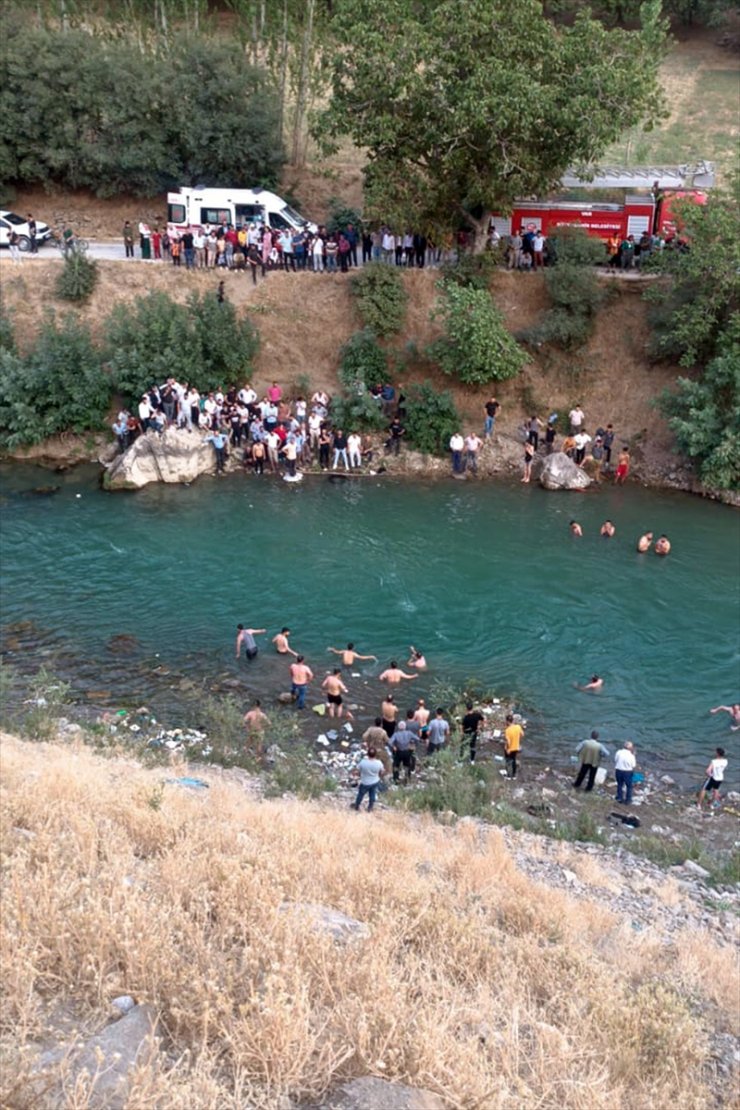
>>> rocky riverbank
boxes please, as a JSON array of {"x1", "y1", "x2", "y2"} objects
[{"x1": 4, "y1": 427, "x2": 738, "y2": 505}]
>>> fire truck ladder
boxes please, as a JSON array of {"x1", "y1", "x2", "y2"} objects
[{"x1": 560, "y1": 161, "x2": 715, "y2": 191}]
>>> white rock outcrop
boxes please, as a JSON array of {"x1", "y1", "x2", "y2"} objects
[
  {"x1": 539, "y1": 452, "x2": 592, "y2": 491},
  {"x1": 105, "y1": 427, "x2": 220, "y2": 490}
]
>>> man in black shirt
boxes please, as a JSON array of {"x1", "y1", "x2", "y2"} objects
[
  {"x1": 461, "y1": 701, "x2": 484, "y2": 763},
  {"x1": 484, "y1": 397, "x2": 500, "y2": 438},
  {"x1": 387, "y1": 417, "x2": 405, "y2": 456}
]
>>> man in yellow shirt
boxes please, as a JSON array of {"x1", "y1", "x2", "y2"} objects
[{"x1": 504, "y1": 713, "x2": 524, "y2": 779}]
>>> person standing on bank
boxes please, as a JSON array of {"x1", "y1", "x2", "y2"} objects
[
  {"x1": 504, "y1": 713, "x2": 524, "y2": 778},
  {"x1": 573, "y1": 731, "x2": 610, "y2": 792},
  {"x1": 461, "y1": 701, "x2": 484, "y2": 764},
  {"x1": 484, "y1": 396, "x2": 500, "y2": 438},
  {"x1": 614, "y1": 740, "x2": 636, "y2": 804},
  {"x1": 235, "y1": 624, "x2": 266, "y2": 661},
  {"x1": 352, "y1": 748, "x2": 385, "y2": 812},
  {"x1": 697, "y1": 747, "x2": 728, "y2": 811}
]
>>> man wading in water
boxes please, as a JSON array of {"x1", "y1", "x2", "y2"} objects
[{"x1": 235, "y1": 624, "x2": 266, "y2": 661}]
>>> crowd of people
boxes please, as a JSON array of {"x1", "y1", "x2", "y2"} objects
[
  {"x1": 236, "y1": 626, "x2": 732, "y2": 816},
  {"x1": 112, "y1": 377, "x2": 409, "y2": 476},
  {"x1": 513, "y1": 403, "x2": 631, "y2": 484},
  {"x1": 121, "y1": 214, "x2": 685, "y2": 280}
]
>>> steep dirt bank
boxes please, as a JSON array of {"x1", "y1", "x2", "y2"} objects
[
  {"x1": 3, "y1": 253, "x2": 730, "y2": 500},
  {"x1": 2, "y1": 732, "x2": 738, "y2": 1108}
]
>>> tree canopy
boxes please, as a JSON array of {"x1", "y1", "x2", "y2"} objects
[
  {"x1": 318, "y1": 0, "x2": 666, "y2": 247},
  {"x1": 0, "y1": 14, "x2": 284, "y2": 197}
]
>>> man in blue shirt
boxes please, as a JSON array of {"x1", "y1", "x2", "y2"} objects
[{"x1": 204, "y1": 429, "x2": 228, "y2": 474}]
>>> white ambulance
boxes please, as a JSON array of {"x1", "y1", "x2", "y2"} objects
[{"x1": 166, "y1": 187, "x2": 317, "y2": 235}]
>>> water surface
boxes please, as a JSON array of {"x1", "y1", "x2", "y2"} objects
[{"x1": 1, "y1": 463, "x2": 738, "y2": 783}]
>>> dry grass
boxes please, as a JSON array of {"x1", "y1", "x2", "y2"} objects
[{"x1": 1, "y1": 734, "x2": 734, "y2": 1109}]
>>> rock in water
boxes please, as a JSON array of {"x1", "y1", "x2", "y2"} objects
[
  {"x1": 540, "y1": 452, "x2": 592, "y2": 491},
  {"x1": 324, "y1": 1077, "x2": 448, "y2": 1109},
  {"x1": 105, "y1": 427, "x2": 216, "y2": 490}
]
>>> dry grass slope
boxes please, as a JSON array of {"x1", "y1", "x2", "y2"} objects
[{"x1": 1, "y1": 735, "x2": 736, "y2": 1109}]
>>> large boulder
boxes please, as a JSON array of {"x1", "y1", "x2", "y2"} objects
[
  {"x1": 540, "y1": 452, "x2": 592, "y2": 491},
  {"x1": 104, "y1": 427, "x2": 219, "y2": 490}
]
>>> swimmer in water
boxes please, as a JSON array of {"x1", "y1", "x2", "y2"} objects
[
  {"x1": 379, "y1": 661, "x2": 419, "y2": 684},
  {"x1": 407, "y1": 646, "x2": 427, "y2": 669},
  {"x1": 273, "y1": 627, "x2": 298, "y2": 658},
  {"x1": 710, "y1": 704, "x2": 740, "y2": 731},
  {"x1": 654, "y1": 535, "x2": 671, "y2": 556},
  {"x1": 235, "y1": 623, "x2": 266, "y2": 660},
  {"x1": 327, "y1": 642, "x2": 378, "y2": 667},
  {"x1": 576, "y1": 674, "x2": 603, "y2": 692},
  {"x1": 637, "y1": 531, "x2": 653, "y2": 553},
  {"x1": 600, "y1": 520, "x2": 615, "y2": 538},
  {"x1": 570, "y1": 520, "x2": 583, "y2": 537}
]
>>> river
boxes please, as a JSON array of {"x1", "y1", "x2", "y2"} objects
[{"x1": 1, "y1": 462, "x2": 738, "y2": 784}]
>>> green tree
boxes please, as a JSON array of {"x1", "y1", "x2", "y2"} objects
[
  {"x1": 645, "y1": 184, "x2": 740, "y2": 368},
  {"x1": 350, "y1": 263, "x2": 408, "y2": 337},
  {"x1": 430, "y1": 281, "x2": 527, "y2": 384},
  {"x1": 658, "y1": 318, "x2": 740, "y2": 491},
  {"x1": 0, "y1": 315, "x2": 110, "y2": 448},
  {"x1": 55, "y1": 248, "x2": 99, "y2": 302},
  {"x1": 338, "y1": 329, "x2": 388, "y2": 390},
  {"x1": 404, "y1": 382, "x2": 460, "y2": 456},
  {"x1": 318, "y1": 0, "x2": 666, "y2": 250},
  {"x1": 106, "y1": 291, "x2": 260, "y2": 402}
]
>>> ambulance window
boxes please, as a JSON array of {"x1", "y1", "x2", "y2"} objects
[
  {"x1": 200, "y1": 207, "x2": 231, "y2": 225},
  {"x1": 168, "y1": 204, "x2": 186, "y2": 224},
  {"x1": 235, "y1": 204, "x2": 264, "y2": 224},
  {"x1": 269, "y1": 211, "x2": 292, "y2": 230}
]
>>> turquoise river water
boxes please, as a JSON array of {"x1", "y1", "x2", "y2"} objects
[{"x1": 1, "y1": 462, "x2": 738, "y2": 784}]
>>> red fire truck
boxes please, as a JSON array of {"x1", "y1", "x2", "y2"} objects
[{"x1": 490, "y1": 161, "x2": 714, "y2": 243}]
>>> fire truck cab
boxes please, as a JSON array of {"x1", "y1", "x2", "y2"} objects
[{"x1": 491, "y1": 161, "x2": 714, "y2": 243}]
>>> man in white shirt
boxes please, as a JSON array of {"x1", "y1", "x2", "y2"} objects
[
  {"x1": 532, "y1": 231, "x2": 545, "y2": 268},
  {"x1": 614, "y1": 741, "x2": 636, "y2": 804},
  {"x1": 308, "y1": 411, "x2": 322, "y2": 453},
  {"x1": 449, "y1": 432, "x2": 464, "y2": 474},
  {"x1": 352, "y1": 747, "x2": 385, "y2": 812},
  {"x1": 569, "y1": 405, "x2": 585, "y2": 433},
  {"x1": 697, "y1": 747, "x2": 728, "y2": 811},
  {"x1": 138, "y1": 394, "x2": 151, "y2": 431},
  {"x1": 238, "y1": 385, "x2": 257, "y2": 407},
  {"x1": 347, "y1": 432, "x2": 362, "y2": 468},
  {"x1": 573, "y1": 431, "x2": 592, "y2": 466},
  {"x1": 464, "y1": 433, "x2": 482, "y2": 473}
]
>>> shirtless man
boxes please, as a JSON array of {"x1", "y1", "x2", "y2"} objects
[
  {"x1": 414, "y1": 699, "x2": 431, "y2": 742},
  {"x1": 381, "y1": 694, "x2": 398, "y2": 737},
  {"x1": 243, "y1": 699, "x2": 269, "y2": 749},
  {"x1": 709, "y1": 704, "x2": 740, "y2": 731},
  {"x1": 407, "y1": 646, "x2": 427, "y2": 670},
  {"x1": 654, "y1": 535, "x2": 671, "y2": 556},
  {"x1": 600, "y1": 520, "x2": 616, "y2": 538},
  {"x1": 577, "y1": 674, "x2": 603, "y2": 692},
  {"x1": 570, "y1": 520, "x2": 583, "y2": 537},
  {"x1": 327, "y1": 642, "x2": 377, "y2": 667},
  {"x1": 273, "y1": 627, "x2": 298, "y2": 657},
  {"x1": 322, "y1": 668, "x2": 348, "y2": 718},
  {"x1": 235, "y1": 623, "x2": 266, "y2": 660},
  {"x1": 637, "y1": 531, "x2": 653, "y2": 553},
  {"x1": 614, "y1": 447, "x2": 630, "y2": 485},
  {"x1": 289, "y1": 655, "x2": 313, "y2": 709},
  {"x1": 379, "y1": 660, "x2": 419, "y2": 684}
]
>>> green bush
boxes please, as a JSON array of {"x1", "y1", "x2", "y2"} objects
[
  {"x1": 330, "y1": 390, "x2": 387, "y2": 433},
  {"x1": 398, "y1": 749, "x2": 495, "y2": 819},
  {"x1": 350, "y1": 263, "x2": 408, "y2": 336},
  {"x1": 106, "y1": 291, "x2": 260, "y2": 402},
  {"x1": 658, "y1": 320, "x2": 740, "y2": 491},
  {"x1": 439, "y1": 252, "x2": 496, "y2": 290},
  {"x1": 520, "y1": 261, "x2": 605, "y2": 350},
  {"x1": 55, "y1": 248, "x2": 99, "y2": 302},
  {"x1": 325, "y1": 196, "x2": 363, "y2": 237},
  {"x1": 404, "y1": 382, "x2": 460, "y2": 455},
  {"x1": 548, "y1": 225, "x2": 606, "y2": 267},
  {"x1": 430, "y1": 280, "x2": 527, "y2": 384},
  {"x1": 338, "y1": 328, "x2": 388, "y2": 390},
  {"x1": 0, "y1": 315, "x2": 110, "y2": 448},
  {"x1": 0, "y1": 306, "x2": 15, "y2": 354}
]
